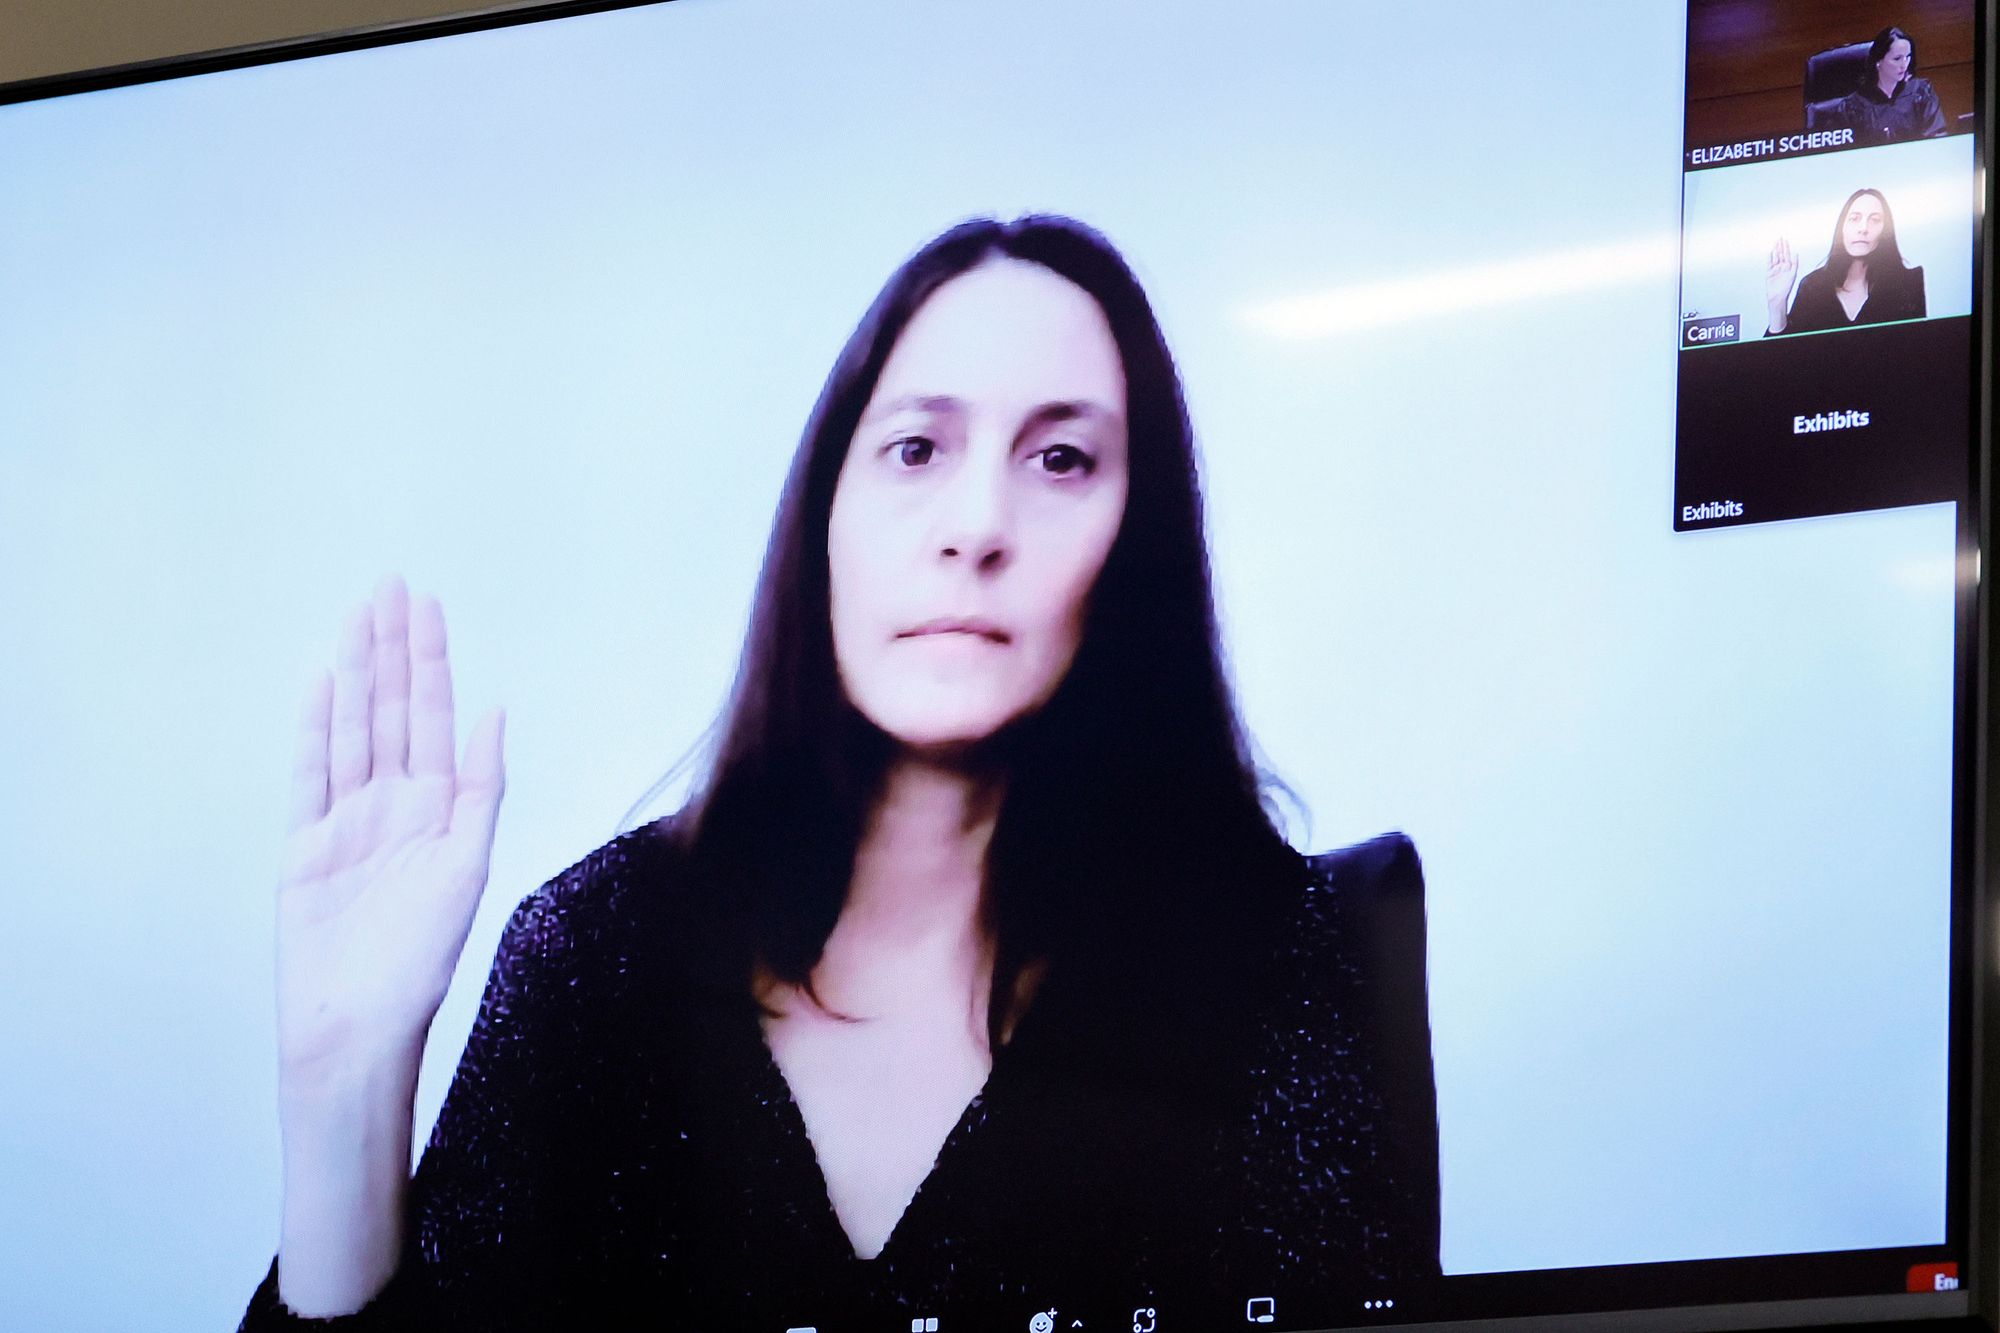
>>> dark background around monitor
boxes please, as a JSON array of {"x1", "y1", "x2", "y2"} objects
[{"x1": 0, "y1": 0, "x2": 566, "y2": 85}]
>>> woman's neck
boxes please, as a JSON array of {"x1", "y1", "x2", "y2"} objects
[
  {"x1": 807, "y1": 756, "x2": 1005, "y2": 1025},
  {"x1": 1841, "y1": 257, "x2": 1870, "y2": 291},
  {"x1": 1877, "y1": 72, "x2": 1901, "y2": 97}
]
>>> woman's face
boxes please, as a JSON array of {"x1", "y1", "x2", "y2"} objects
[
  {"x1": 1842, "y1": 194, "x2": 1887, "y2": 258},
  {"x1": 828, "y1": 259, "x2": 1130, "y2": 753},
  {"x1": 1876, "y1": 37, "x2": 1913, "y2": 86}
]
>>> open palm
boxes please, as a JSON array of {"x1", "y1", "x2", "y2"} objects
[
  {"x1": 1766, "y1": 237, "x2": 1799, "y2": 306},
  {"x1": 276, "y1": 579, "x2": 506, "y2": 1085}
]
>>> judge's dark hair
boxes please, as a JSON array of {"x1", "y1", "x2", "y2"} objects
[
  {"x1": 1865, "y1": 25, "x2": 1917, "y2": 77},
  {"x1": 1819, "y1": 187, "x2": 1915, "y2": 283},
  {"x1": 659, "y1": 215, "x2": 1298, "y2": 1046}
]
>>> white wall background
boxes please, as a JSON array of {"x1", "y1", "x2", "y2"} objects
[{"x1": 0, "y1": 1, "x2": 1967, "y2": 1327}]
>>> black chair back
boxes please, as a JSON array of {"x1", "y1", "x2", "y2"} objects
[{"x1": 1804, "y1": 41, "x2": 1871, "y2": 128}]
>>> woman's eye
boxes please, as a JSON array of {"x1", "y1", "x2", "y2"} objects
[
  {"x1": 891, "y1": 436, "x2": 936, "y2": 467},
  {"x1": 1036, "y1": 444, "x2": 1095, "y2": 477}
]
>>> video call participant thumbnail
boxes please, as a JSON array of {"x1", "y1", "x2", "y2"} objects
[
  {"x1": 238, "y1": 216, "x2": 1442, "y2": 1330},
  {"x1": 1764, "y1": 187, "x2": 1926, "y2": 336},
  {"x1": 1823, "y1": 26, "x2": 1949, "y2": 145}
]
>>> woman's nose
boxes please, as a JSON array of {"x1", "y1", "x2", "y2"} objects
[{"x1": 935, "y1": 454, "x2": 1012, "y2": 571}]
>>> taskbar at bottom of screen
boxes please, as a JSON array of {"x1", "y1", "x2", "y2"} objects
[{"x1": 689, "y1": 1245, "x2": 1969, "y2": 1333}]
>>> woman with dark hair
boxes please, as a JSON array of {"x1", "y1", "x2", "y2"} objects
[
  {"x1": 1765, "y1": 187, "x2": 1927, "y2": 336},
  {"x1": 240, "y1": 215, "x2": 1439, "y2": 1331},
  {"x1": 1830, "y1": 26, "x2": 1947, "y2": 145}
]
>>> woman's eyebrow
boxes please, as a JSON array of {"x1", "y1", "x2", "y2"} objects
[
  {"x1": 860, "y1": 395, "x2": 1123, "y2": 431},
  {"x1": 1026, "y1": 401, "x2": 1122, "y2": 430},
  {"x1": 1032, "y1": 396, "x2": 1128, "y2": 434},
  {"x1": 863, "y1": 393, "x2": 962, "y2": 423}
]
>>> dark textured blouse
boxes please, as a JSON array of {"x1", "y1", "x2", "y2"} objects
[
  {"x1": 1776, "y1": 262, "x2": 1927, "y2": 336},
  {"x1": 239, "y1": 825, "x2": 1440, "y2": 1332}
]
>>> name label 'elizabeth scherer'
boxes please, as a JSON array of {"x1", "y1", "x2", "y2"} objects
[
  {"x1": 1793, "y1": 409, "x2": 1871, "y2": 435},
  {"x1": 1686, "y1": 128, "x2": 1854, "y2": 166},
  {"x1": 1682, "y1": 499, "x2": 1745, "y2": 522}
]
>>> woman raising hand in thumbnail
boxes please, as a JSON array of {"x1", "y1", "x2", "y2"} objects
[
  {"x1": 241, "y1": 216, "x2": 1440, "y2": 1332},
  {"x1": 1765, "y1": 187, "x2": 1926, "y2": 336}
]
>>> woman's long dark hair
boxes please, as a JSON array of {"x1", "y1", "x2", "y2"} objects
[
  {"x1": 660, "y1": 215, "x2": 1299, "y2": 1050},
  {"x1": 1817, "y1": 187, "x2": 1915, "y2": 292},
  {"x1": 1863, "y1": 25, "x2": 1918, "y2": 86}
]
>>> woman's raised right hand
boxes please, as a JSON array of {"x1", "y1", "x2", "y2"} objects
[
  {"x1": 277, "y1": 577, "x2": 506, "y2": 1091},
  {"x1": 1765, "y1": 237, "x2": 1799, "y2": 326}
]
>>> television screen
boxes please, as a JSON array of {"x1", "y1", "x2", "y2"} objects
[{"x1": 0, "y1": 1, "x2": 1987, "y2": 1329}]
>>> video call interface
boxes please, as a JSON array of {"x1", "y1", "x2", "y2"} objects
[
  {"x1": 0, "y1": 0, "x2": 1985, "y2": 1330},
  {"x1": 1675, "y1": 0, "x2": 1978, "y2": 529}
]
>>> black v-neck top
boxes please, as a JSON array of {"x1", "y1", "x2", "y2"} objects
[
  {"x1": 240, "y1": 824, "x2": 1440, "y2": 1332},
  {"x1": 1777, "y1": 262, "x2": 1927, "y2": 335}
]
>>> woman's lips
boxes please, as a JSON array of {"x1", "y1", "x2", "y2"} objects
[{"x1": 898, "y1": 617, "x2": 1010, "y2": 644}]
